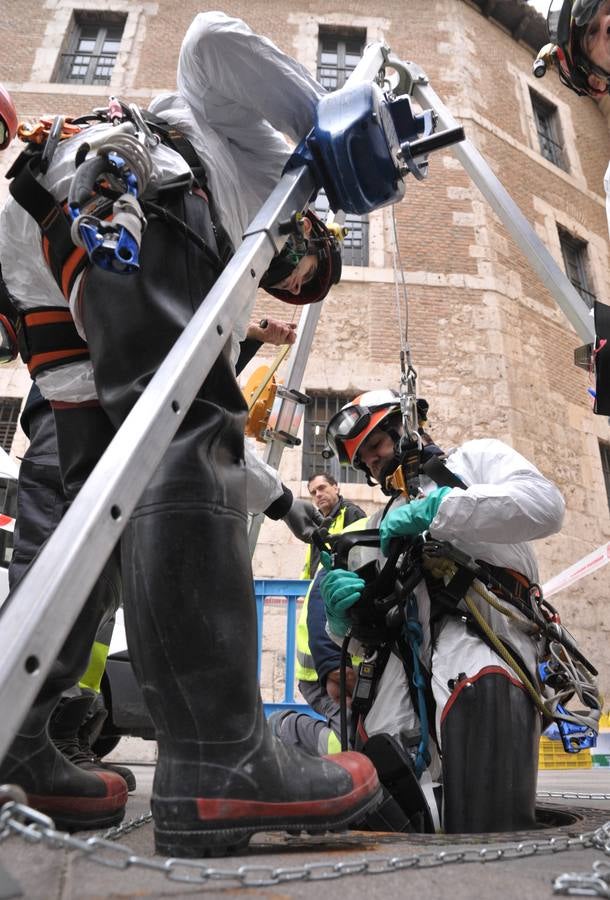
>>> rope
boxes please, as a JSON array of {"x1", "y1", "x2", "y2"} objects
[
  {"x1": 390, "y1": 205, "x2": 420, "y2": 447},
  {"x1": 95, "y1": 132, "x2": 153, "y2": 193}
]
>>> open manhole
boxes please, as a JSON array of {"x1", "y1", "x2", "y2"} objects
[{"x1": 250, "y1": 803, "x2": 609, "y2": 856}]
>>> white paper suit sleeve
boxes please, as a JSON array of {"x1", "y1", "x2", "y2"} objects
[
  {"x1": 244, "y1": 438, "x2": 284, "y2": 514},
  {"x1": 429, "y1": 438, "x2": 565, "y2": 545}
]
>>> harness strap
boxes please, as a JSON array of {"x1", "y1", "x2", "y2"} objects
[
  {"x1": 141, "y1": 110, "x2": 210, "y2": 194},
  {"x1": 8, "y1": 145, "x2": 114, "y2": 303},
  {"x1": 478, "y1": 561, "x2": 532, "y2": 605},
  {"x1": 21, "y1": 307, "x2": 89, "y2": 379},
  {"x1": 142, "y1": 109, "x2": 233, "y2": 264},
  {"x1": 9, "y1": 148, "x2": 76, "y2": 291}
]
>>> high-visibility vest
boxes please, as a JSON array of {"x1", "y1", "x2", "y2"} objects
[
  {"x1": 295, "y1": 515, "x2": 368, "y2": 682},
  {"x1": 300, "y1": 505, "x2": 350, "y2": 581}
]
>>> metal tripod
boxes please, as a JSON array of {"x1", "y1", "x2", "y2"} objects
[{"x1": 0, "y1": 45, "x2": 594, "y2": 765}]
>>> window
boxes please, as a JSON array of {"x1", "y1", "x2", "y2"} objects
[
  {"x1": 55, "y1": 13, "x2": 126, "y2": 85},
  {"x1": 601, "y1": 442, "x2": 610, "y2": 511},
  {"x1": 317, "y1": 28, "x2": 369, "y2": 266},
  {"x1": 314, "y1": 190, "x2": 369, "y2": 267},
  {"x1": 317, "y1": 30, "x2": 365, "y2": 90},
  {"x1": 301, "y1": 392, "x2": 367, "y2": 485},
  {"x1": 0, "y1": 398, "x2": 21, "y2": 453},
  {"x1": 558, "y1": 227, "x2": 597, "y2": 308},
  {"x1": 530, "y1": 90, "x2": 566, "y2": 170}
]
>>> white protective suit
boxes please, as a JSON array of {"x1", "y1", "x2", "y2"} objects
[
  {"x1": 0, "y1": 12, "x2": 325, "y2": 512},
  {"x1": 335, "y1": 438, "x2": 565, "y2": 775}
]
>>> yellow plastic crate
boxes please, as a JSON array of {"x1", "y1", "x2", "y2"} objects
[{"x1": 538, "y1": 736, "x2": 592, "y2": 770}]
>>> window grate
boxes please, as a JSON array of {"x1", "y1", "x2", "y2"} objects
[
  {"x1": 530, "y1": 90, "x2": 567, "y2": 171},
  {"x1": 314, "y1": 190, "x2": 369, "y2": 267},
  {"x1": 0, "y1": 397, "x2": 21, "y2": 453},
  {"x1": 301, "y1": 392, "x2": 367, "y2": 485},
  {"x1": 558, "y1": 228, "x2": 597, "y2": 309},
  {"x1": 55, "y1": 18, "x2": 125, "y2": 85}
]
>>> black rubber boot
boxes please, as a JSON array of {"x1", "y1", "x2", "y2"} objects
[
  {"x1": 441, "y1": 669, "x2": 541, "y2": 832},
  {"x1": 0, "y1": 573, "x2": 127, "y2": 832},
  {"x1": 0, "y1": 406, "x2": 127, "y2": 831},
  {"x1": 80, "y1": 189, "x2": 382, "y2": 857},
  {"x1": 50, "y1": 694, "x2": 136, "y2": 793}
]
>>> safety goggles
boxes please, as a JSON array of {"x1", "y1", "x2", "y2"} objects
[
  {"x1": 326, "y1": 405, "x2": 372, "y2": 456},
  {"x1": 326, "y1": 393, "x2": 400, "y2": 462}
]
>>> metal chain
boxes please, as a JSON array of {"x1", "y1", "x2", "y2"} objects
[
  {"x1": 102, "y1": 811, "x2": 152, "y2": 841},
  {"x1": 553, "y1": 823, "x2": 610, "y2": 897},
  {"x1": 1, "y1": 799, "x2": 609, "y2": 888},
  {"x1": 538, "y1": 792, "x2": 610, "y2": 802}
]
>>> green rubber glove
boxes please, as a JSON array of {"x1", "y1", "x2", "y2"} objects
[
  {"x1": 320, "y1": 567, "x2": 366, "y2": 637},
  {"x1": 379, "y1": 486, "x2": 452, "y2": 556}
]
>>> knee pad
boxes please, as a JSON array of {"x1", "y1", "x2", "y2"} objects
[
  {"x1": 441, "y1": 666, "x2": 540, "y2": 833},
  {"x1": 362, "y1": 732, "x2": 435, "y2": 833}
]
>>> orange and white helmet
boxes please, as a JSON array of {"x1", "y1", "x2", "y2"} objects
[
  {"x1": 325, "y1": 389, "x2": 402, "y2": 470},
  {"x1": 0, "y1": 85, "x2": 18, "y2": 150}
]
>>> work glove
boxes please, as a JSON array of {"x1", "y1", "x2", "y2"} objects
[
  {"x1": 320, "y1": 552, "x2": 365, "y2": 638},
  {"x1": 283, "y1": 498, "x2": 324, "y2": 543},
  {"x1": 379, "y1": 486, "x2": 452, "y2": 556}
]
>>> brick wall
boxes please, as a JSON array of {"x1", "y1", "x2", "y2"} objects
[{"x1": 0, "y1": 0, "x2": 609, "y2": 697}]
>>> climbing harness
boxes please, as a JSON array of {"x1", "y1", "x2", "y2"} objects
[{"x1": 315, "y1": 526, "x2": 600, "y2": 782}]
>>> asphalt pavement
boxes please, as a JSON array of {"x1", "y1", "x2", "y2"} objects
[{"x1": 0, "y1": 748, "x2": 608, "y2": 899}]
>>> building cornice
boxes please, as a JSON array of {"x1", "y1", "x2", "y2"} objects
[{"x1": 467, "y1": 0, "x2": 547, "y2": 54}]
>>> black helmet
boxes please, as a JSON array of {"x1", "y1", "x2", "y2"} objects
[
  {"x1": 533, "y1": 1, "x2": 609, "y2": 97},
  {"x1": 260, "y1": 210, "x2": 342, "y2": 306}
]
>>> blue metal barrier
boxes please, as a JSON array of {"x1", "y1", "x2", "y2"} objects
[{"x1": 254, "y1": 578, "x2": 315, "y2": 717}]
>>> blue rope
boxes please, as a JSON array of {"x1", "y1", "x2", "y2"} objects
[{"x1": 404, "y1": 594, "x2": 431, "y2": 778}]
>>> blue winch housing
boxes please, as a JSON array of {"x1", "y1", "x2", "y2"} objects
[{"x1": 286, "y1": 83, "x2": 437, "y2": 215}]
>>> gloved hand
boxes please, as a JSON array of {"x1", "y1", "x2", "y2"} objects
[
  {"x1": 379, "y1": 486, "x2": 452, "y2": 556},
  {"x1": 283, "y1": 499, "x2": 324, "y2": 543},
  {"x1": 320, "y1": 564, "x2": 365, "y2": 638}
]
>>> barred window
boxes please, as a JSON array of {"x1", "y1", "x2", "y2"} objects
[
  {"x1": 601, "y1": 442, "x2": 610, "y2": 511},
  {"x1": 301, "y1": 392, "x2": 367, "y2": 485},
  {"x1": 317, "y1": 30, "x2": 365, "y2": 91},
  {"x1": 0, "y1": 397, "x2": 21, "y2": 453},
  {"x1": 314, "y1": 190, "x2": 369, "y2": 268},
  {"x1": 558, "y1": 227, "x2": 597, "y2": 309},
  {"x1": 55, "y1": 13, "x2": 126, "y2": 86},
  {"x1": 530, "y1": 90, "x2": 567, "y2": 171},
  {"x1": 317, "y1": 28, "x2": 369, "y2": 266}
]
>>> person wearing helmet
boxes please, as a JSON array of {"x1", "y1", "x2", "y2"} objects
[
  {"x1": 260, "y1": 210, "x2": 342, "y2": 303},
  {"x1": 534, "y1": 0, "x2": 610, "y2": 97},
  {"x1": 0, "y1": 14, "x2": 381, "y2": 855},
  {"x1": 320, "y1": 389, "x2": 571, "y2": 833}
]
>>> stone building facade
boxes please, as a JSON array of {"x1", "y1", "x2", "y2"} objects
[{"x1": 0, "y1": 0, "x2": 609, "y2": 698}]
